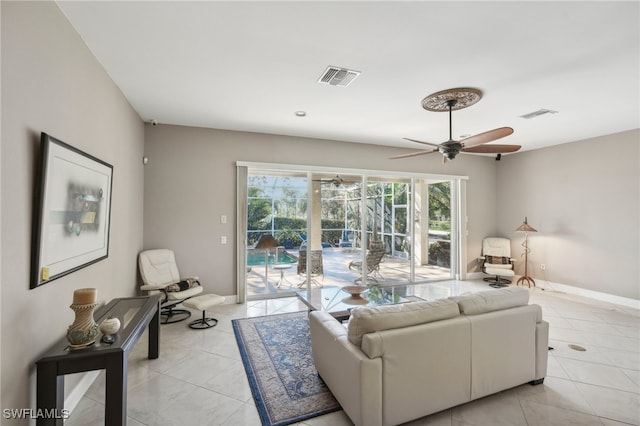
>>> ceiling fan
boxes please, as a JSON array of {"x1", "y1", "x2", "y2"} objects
[
  {"x1": 312, "y1": 175, "x2": 346, "y2": 187},
  {"x1": 391, "y1": 88, "x2": 521, "y2": 163}
]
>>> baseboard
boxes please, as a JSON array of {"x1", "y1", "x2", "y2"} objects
[
  {"x1": 465, "y1": 273, "x2": 638, "y2": 309},
  {"x1": 533, "y1": 279, "x2": 640, "y2": 310},
  {"x1": 65, "y1": 370, "x2": 100, "y2": 414},
  {"x1": 466, "y1": 272, "x2": 484, "y2": 280}
]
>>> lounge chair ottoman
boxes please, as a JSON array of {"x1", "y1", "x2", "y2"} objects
[{"x1": 183, "y1": 294, "x2": 225, "y2": 329}]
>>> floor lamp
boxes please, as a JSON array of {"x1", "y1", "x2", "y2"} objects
[
  {"x1": 515, "y1": 217, "x2": 537, "y2": 287},
  {"x1": 255, "y1": 234, "x2": 278, "y2": 285}
]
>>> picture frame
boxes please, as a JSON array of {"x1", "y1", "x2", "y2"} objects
[{"x1": 31, "y1": 133, "x2": 113, "y2": 288}]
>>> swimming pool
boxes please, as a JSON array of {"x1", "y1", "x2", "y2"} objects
[{"x1": 246, "y1": 249, "x2": 298, "y2": 266}]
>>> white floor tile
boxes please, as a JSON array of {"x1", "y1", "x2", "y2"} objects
[
  {"x1": 575, "y1": 381, "x2": 640, "y2": 425},
  {"x1": 520, "y1": 399, "x2": 604, "y2": 425},
  {"x1": 515, "y1": 376, "x2": 596, "y2": 415},
  {"x1": 557, "y1": 357, "x2": 638, "y2": 393}
]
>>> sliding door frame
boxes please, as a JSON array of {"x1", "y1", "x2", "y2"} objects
[{"x1": 236, "y1": 161, "x2": 468, "y2": 303}]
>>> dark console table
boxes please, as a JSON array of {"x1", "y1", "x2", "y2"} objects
[{"x1": 36, "y1": 295, "x2": 161, "y2": 426}]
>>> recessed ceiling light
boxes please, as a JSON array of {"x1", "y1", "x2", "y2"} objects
[{"x1": 295, "y1": 111, "x2": 307, "y2": 117}]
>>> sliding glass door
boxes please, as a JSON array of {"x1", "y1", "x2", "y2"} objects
[{"x1": 237, "y1": 164, "x2": 465, "y2": 301}]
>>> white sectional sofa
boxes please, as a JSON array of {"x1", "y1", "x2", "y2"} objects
[{"x1": 309, "y1": 287, "x2": 549, "y2": 426}]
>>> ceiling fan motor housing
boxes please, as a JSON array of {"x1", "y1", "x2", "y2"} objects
[{"x1": 440, "y1": 141, "x2": 462, "y2": 159}]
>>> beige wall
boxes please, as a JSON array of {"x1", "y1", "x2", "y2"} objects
[
  {"x1": 143, "y1": 124, "x2": 499, "y2": 297},
  {"x1": 496, "y1": 129, "x2": 639, "y2": 300},
  {"x1": 1, "y1": 1, "x2": 144, "y2": 411},
  {"x1": 145, "y1": 125, "x2": 640, "y2": 302}
]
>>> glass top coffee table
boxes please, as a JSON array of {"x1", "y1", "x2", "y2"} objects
[{"x1": 296, "y1": 285, "x2": 411, "y2": 319}]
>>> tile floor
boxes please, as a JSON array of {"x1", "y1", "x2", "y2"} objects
[{"x1": 66, "y1": 280, "x2": 640, "y2": 426}]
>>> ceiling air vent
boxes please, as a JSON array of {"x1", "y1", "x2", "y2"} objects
[
  {"x1": 318, "y1": 66, "x2": 360, "y2": 87},
  {"x1": 519, "y1": 109, "x2": 559, "y2": 119}
]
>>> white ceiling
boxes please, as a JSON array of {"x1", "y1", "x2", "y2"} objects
[{"x1": 57, "y1": 1, "x2": 639, "y2": 155}]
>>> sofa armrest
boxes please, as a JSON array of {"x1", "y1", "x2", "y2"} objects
[
  {"x1": 535, "y1": 319, "x2": 549, "y2": 381},
  {"x1": 309, "y1": 311, "x2": 382, "y2": 426}
]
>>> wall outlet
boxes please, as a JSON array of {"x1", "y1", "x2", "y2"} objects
[
  {"x1": 540, "y1": 263, "x2": 546, "y2": 270},
  {"x1": 220, "y1": 236, "x2": 227, "y2": 245}
]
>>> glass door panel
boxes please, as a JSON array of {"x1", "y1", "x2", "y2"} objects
[
  {"x1": 360, "y1": 178, "x2": 412, "y2": 286},
  {"x1": 413, "y1": 179, "x2": 453, "y2": 281},
  {"x1": 310, "y1": 174, "x2": 363, "y2": 289},
  {"x1": 246, "y1": 172, "x2": 307, "y2": 299}
]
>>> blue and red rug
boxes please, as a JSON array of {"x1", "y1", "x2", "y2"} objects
[{"x1": 232, "y1": 311, "x2": 341, "y2": 426}]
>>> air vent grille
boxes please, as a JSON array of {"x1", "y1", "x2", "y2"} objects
[
  {"x1": 318, "y1": 66, "x2": 360, "y2": 87},
  {"x1": 520, "y1": 109, "x2": 559, "y2": 119}
]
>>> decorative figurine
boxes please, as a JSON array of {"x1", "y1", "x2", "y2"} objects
[{"x1": 99, "y1": 316, "x2": 121, "y2": 344}]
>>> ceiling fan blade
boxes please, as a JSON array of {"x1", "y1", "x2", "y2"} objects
[
  {"x1": 459, "y1": 127, "x2": 514, "y2": 148},
  {"x1": 389, "y1": 149, "x2": 439, "y2": 159},
  {"x1": 462, "y1": 144, "x2": 522, "y2": 154},
  {"x1": 403, "y1": 138, "x2": 443, "y2": 148}
]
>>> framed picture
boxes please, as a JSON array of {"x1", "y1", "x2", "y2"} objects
[{"x1": 31, "y1": 133, "x2": 113, "y2": 288}]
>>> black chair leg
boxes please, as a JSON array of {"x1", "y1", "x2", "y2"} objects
[
  {"x1": 161, "y1": 307, "x2": 191, "y2": 324},
  {"x1": 484, "y1": 275, "x2": 511, "y2": 288},
  {"x1": 188, "y1": 311, "x2": 218, "y2": 329}
]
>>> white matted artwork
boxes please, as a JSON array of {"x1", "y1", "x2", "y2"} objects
[{"x1": 31, "y1": 133, "x2": 113, "y2": 288}]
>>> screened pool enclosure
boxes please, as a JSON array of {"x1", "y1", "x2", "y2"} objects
[{"x1": 236, "y1": 164, "x2": 467, "y2": 301}]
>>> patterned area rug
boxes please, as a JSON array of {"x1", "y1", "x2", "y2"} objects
[{"x1": 232, "y1": 311, "x2": 341, "y2": 426}]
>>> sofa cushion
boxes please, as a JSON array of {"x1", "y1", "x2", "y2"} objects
[
  {"x1": 449, "y1": 287, "x2": 529, "y2": 315},
  {"x1": 347, "y1": 298, "x2": 460, "y2": 346}
]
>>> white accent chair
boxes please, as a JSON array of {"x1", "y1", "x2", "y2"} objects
[
  {"x1": 480, "y1": 237, "x2": 516, "y2": 288},
  {"x1": 138, "y1": 249, "x2": 204, "y2": 323}
]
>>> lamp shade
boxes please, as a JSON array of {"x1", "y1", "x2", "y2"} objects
[
  {"x1": 255, "y1": 233, "x2": 278, "y2": 249},
  {"x1": 516, "y1": 217, "x2": 537, "y2": 233}
]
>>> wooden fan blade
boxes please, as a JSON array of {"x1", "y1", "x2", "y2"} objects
[
  {"x1": 463, "y1": 144, "x2": 521, "y2": 154},
  {"x1": 403, "y1": 138, "x2": 443, "y2": 148},
  {"x1": 460, "y1": 127, "x2": 514, "y2": 148},
  {"x1": 389, "y1": 149, "x2": 439, "y2": 159}
]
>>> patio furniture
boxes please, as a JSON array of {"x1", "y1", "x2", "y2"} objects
[
  {"x1": 348, "y1": 240, "x2": 385, "y2": 283},
  {"x1": 297, "y1": 249, "x2": 324, "y2": 288},
  {"x1": 273, "y1": 263, "x2": 294, "y2": 288},
  {"x1": 299, "y1": 233, "x2": 333, "y2": 249},
  {"x1": 339, "y1": 229, "x2": 354, "y2": 248}
]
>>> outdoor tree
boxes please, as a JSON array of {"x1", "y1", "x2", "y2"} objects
[
  {"x1": 247, "y1": 187, "x2": 271, "y2": 231},
  {"x1": 429, "y1": 182, "x2": 451, "y2": 230}
]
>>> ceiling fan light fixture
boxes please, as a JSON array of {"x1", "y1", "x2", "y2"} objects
[{"x1": 422, "y1": 87, "x2": 483, "y2": 112}]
